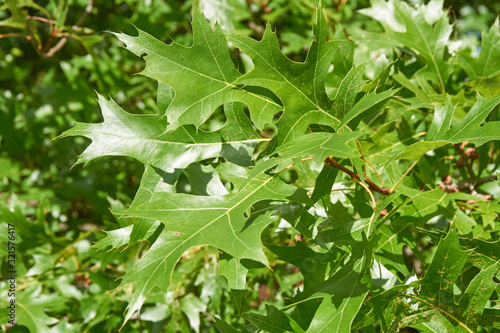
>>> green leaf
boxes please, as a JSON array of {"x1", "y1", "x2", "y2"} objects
[
  {"x1": 332, "y1": 63, "x2": 367, "y2": 120},
  {"x1": 61, "y1": 96, "x2": 264, "y2": 170},
  {"x1": 360, "y1": 0, "x2": 452, "y2": 92},
  {"x1": 477, "y1": 309, "x2": 500, "y2": 330},
  {"x1": 246, "y1": 304, "x2": 305, "y2": 333},
  {"x1": 184, "y1": 163, "x2": 229, "y2": 196},
  {"x1": 214, "y1": 317, "x2": 246, "y2": 333},
  {"x1": 225, "y1": 5, "x2": 344, "y2": 144},
  {"x1": 399, "y1": 188, "x2": 455, "y2": 226},
  {"x1": 310, "y1": 165, "x2": 340, "y2": 203},
  {"x1": 293, "y1": 242, "x2": 373, "y2": 332},
  {"x1": 419, "y1": 230, "x2": 469, "y2": 307},
  {"x1": 114, "y1": 6, "x2": 282, "y2": 131},
  {"x1": 337, "y1": 88, "x2": 399, "y2": 131},
  {"x1": 366, "y1": 192, "x2": 401, "y2": 238},
  {"x1": 92, "y1": 225, "x2": 133, "y2": 251},
  {"x1": 361, "y1": 59, "x2": 396, "y2": 93},
  {"x1": 53, "y1": 1, "x2": 500, "y2": 331},
  {"x1": 459, "y1": 18, "x2": 500, "y2": 81},
  {"x1": 426, "y1": 94, "x2": 500, "y2": 146},
  {"x1": 92, "y1": 219, "x2": 160, "y2": 251},
  {"x1": 0, "y1": 157, "x2": 20, "y2": 182},
  {"x1": 375, "y1": 223, "x2": 414, "y2": 277},
  {"x1": 249, "y1": 131, "x2": 360, "y2": 177},
  {"x1": 453, "y1": 209, "x2": 477, "y2": 235},
  {"x1": 458, "y1": 264, "x2": 498, "y2": 328},
  {"x1": 421, "y1": 228, "x2": 500, "y2": 270},
  {"x1": 392, "y1": 72, "x2": 439, "y2": 109},
  {"x1": 363, "y1": 229, "x2": 479, "y2": 332},
  {"x1": 180, "y1": 294, "x2": 207, "y2": 333},
  {"x1": 116, "y1": 164, "x2": 308, "y2": 325},
  {"x1": 217, "y1": 253, "x2": 249, "y2": 311},
  {"x1": 268, "y1": 242, "x2": 342, "y2": 290},
  {"x1": 467, "y1": 73, "x2": 500, "y2": 98},
  {"x1": 385, "y1": 94, "x2": 500, "y2": 164},
  {"x1": 0, "y1": 287, "x2": 60, "y2": 333}
]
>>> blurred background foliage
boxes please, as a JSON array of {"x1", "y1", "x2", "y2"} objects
[{"x1": 0, "y1": 0, "x2": 498, "y2": 332}]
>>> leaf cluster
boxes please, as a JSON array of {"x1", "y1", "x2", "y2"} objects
[{"x1": 2, "y1": 0, "x2": 500, "y2": 332}]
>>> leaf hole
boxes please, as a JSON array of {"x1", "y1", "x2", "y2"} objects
[{"x1": 199, "y1": 105, "x2": 227, "y2": 132}]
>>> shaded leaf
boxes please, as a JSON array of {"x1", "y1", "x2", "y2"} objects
[{"x1": 246, "y1": 304, "x2": 304, "y2": 333}]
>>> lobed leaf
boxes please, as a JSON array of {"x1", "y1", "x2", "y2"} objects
[{"x1": 114, "y1": 7, "x2": 282, "y2": 131}]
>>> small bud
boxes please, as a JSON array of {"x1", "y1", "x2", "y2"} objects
[
  {"x1": 464, "y1": 148, "x2": 478, "y2": 160},
  {"x1": 457, "y1": 157, "x2": 465, "y2": 167},
  {"x1": 442, "y1": 175, "x2": 452, "y2": 185}
]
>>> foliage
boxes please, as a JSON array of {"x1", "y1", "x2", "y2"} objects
[{"x1": 1, "y1": 0, "x2": 500, "y2": 332}]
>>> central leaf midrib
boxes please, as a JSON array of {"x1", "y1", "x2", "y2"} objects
[
  {"x1": 86, "y1": 129, "x2": 269, "y2": 145},
  {"x1": 408, "y1": 294, "x2": 474, "y2": 332}
]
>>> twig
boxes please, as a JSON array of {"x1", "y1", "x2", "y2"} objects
[
  {"x1": 476, "y1": 175, "x2": 498, "y2": 186},
  {"x1": 324, "y1": 157, "x2": 391, "y2": 194},
  {"x1": 0, "y1": 33, "x2": 32, "y2": 40},
  {"x1": 27, "y1": 15, "x2": 56, "y2": 24},
  {"x1": 43, "y1": 27, "x2": 58, "y2": 54},
  {"x1": 75, "y1": 0, "x2": 94, "y2": 27},
  {"x1": 440, "y1": 175, "x2": 498, "y2": 193},
  {"x1": 43, "y1": 0, "x2": 94, "y2": 58},
  {"x1": 44, "y1": 37, "x2": 68, "y2": 58}
]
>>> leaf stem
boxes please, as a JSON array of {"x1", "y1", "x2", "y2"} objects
[
  {"x1": 27, "y1": 15, "x2": 57, "y2": 24},
  {"x1": 353, "y1": 178, "x2": 376, "y2": 209},
  {"x1": 0, "y1": 33, "x2": 32, "y2": 40},
  {"x1": 363, "y1": 156, "x2": 384, "y2": 183},
  {"x1": 389, "y1": 160, "x2": 418, "y2": 193}
]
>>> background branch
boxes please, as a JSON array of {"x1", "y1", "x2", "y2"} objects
[{"x1": 324, "y1": 157, "x2": 392, "y2": 195}]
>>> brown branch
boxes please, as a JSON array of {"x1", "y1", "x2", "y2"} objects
[
  {"x1": 476, "y1": 175, "x2": 498, "y2": 186},
  {"x1": 440, "y1": 175, "x2": 498, "y2": 193},
  {"x1": 75, "y1": 0, "x2": 94, "y2": 27},
  {"x1": 0, "y1": 33, "x2": 32, "y2": 40},
  {"x1": 44, "y1": 37, "x2": 67, "y2": 58},
  {"x1": 42, "y1": 27, "x2": 58, "y2": 54},
  {"x1": 43, "y1": 0, "x2": 94, "y2": 58},
  {"x1": 27, "y1": 16, "x2": 56, "y2": 24},
  {"x1": 324, "y1": 157, "x2": 392, "y2": 195}
]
